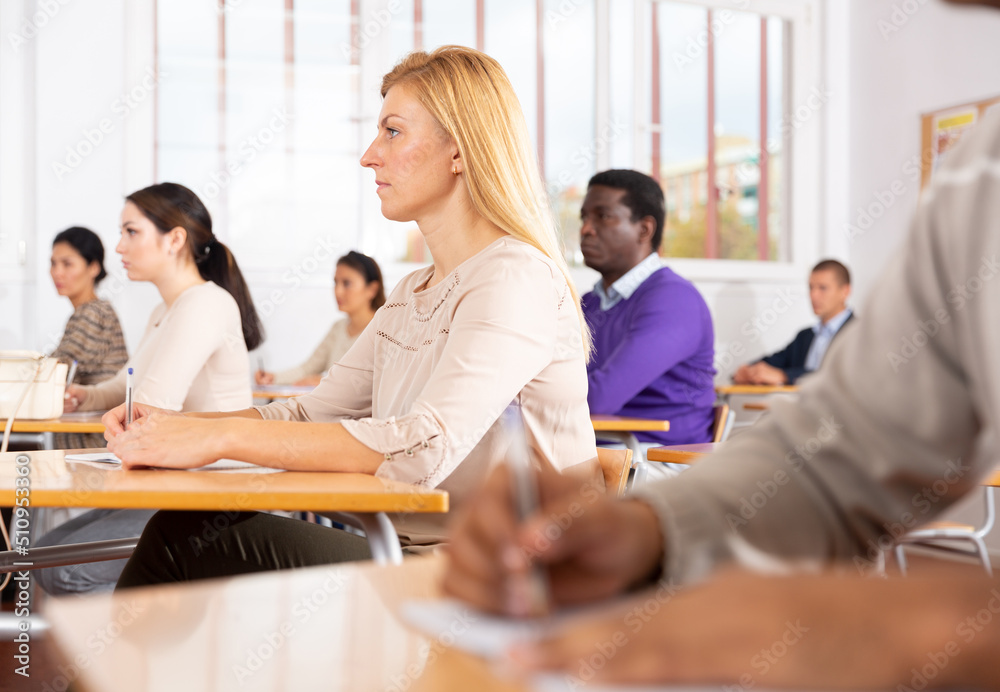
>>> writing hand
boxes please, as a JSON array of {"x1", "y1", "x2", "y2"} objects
[
  {"x1": 107, "y1": 413, "x2": 220, "y2": 469},
  {"x1": 443, "y1": 463, "x2": 664, "y2": 617},
  {"x1": 102, "y1": 401, "x2": 175, "y2": 440}
]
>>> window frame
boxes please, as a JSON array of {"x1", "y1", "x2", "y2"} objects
[
  {"x1": 631, "y1": 0, "x2": 823, "y2": 282},
  {"x1": 129, "y1": 0, "x2": 823, "y2": 285}
]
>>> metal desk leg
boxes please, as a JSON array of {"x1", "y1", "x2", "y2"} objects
[
  {"x1": 0, "y1": 615, "x2": 48, "y2": 640},
  {"x1": 5, "y1": 432, "x2": 45, "y2": 448},
  {"x1": 0, "y1": 538, "x2": 139, "y2": 575},
  {"x1": 322, "y1": 511, "x2": 403, "y2": 565}
]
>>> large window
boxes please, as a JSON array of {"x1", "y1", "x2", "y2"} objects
[
  {"x1": 156, "y1": 0, "x2": 357, "y2": 272},
  {"x1": 634, "y1": 0, "x2": 822, "y2": 272},
  {"x1": 153, "y1": 0, "x2": 820, "y2": 275},
  {"x1": 649, "y1": 2, "x2": 786, "y2": 261}
]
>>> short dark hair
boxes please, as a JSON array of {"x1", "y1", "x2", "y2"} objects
[
  {"x1": 812, "y1": 259, "x2": 851, "y2": 286},
  {"x1": 53, "y1": 226, "x2": 108, "y2": 285},
  {"x1": 588, "y1": 169, "x2": 666, "y2": 252},
  {"x1": 337, "y1": 251, "x2": 386, "y2": 310}
]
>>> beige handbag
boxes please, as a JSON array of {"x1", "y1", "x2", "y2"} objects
[{"x1": 0, "y1": 350, "x2": 69, "y2": 420}]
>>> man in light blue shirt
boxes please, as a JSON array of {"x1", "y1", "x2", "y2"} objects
[{"x1": 734, "y1": 259, "x2": 854, "y2": 385}]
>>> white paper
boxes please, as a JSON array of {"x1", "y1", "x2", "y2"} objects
[
  {"x1": 63, "y1": 453, "x2": 281, "y2": 473},
  {"x1": 400, "y1": 598, "x2": 551, "y2": 660},
  {"x1": 400, "y1": 600, "x2": 742, "y2": 692},
  {"x1": 64, "y1": 452, "x2": 120, "y2": 465}
]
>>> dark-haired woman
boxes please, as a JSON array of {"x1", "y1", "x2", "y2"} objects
[
  {"x1": 256, "y1": 251, "x2": 385, "y2": 387},
  {"x1": 40, "y1": 182, "x2": 264, "y2": 595},
  {"x1": 49, "y1": 227, "x2": 128, "y2": 448},
  {"x1": 64, "y1": 183, "x2": 263, "y2": 415}
]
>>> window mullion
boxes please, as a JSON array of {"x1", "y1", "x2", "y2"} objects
[{"x1": 705, "y1": 7, "x2": 717, "y2": 260}]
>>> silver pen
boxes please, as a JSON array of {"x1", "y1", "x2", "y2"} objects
[
  {"x1": 66, "y1": 359, "x2": 78, "y2": 385},
  {"x1": 500, "y1": 403, "x2": 550, "y2": 617}
]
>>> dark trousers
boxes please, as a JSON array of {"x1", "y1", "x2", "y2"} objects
[{"x1": 115, "y1": 510, "x2": 372, "y2": 590}]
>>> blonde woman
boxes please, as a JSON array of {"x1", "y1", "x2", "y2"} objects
[{"x1": 110, "y1": 47, "x2": 596, "y2": 588}]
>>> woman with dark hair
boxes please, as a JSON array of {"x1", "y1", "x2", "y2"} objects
[
  {"x1": 256, "y1": 251, "x2": 385, "y2": 387},
  {"x1": 40, "y1": 182, "x2": 264, "y2": 594},
  {"x1": 49, "y1": 226, "x2": 128, "y2": 448},
  {"x1": 64, "y1": 182, "x2": 263, "y2": 413}
]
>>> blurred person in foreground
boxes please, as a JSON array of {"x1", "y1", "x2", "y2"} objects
[{"x1": 443, "y1": 0, "x2": 1000, "y2": 687}]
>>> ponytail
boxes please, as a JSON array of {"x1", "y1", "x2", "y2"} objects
[
  {"x1": 195, "y1": 237, "x2": 264, "y2": 350},
  {"x1": 126, "y1": 182, "x2": 265, "y2": 350}
]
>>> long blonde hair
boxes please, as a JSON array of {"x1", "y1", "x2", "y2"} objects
[{"x1": 381, "y1": 46, "x2": 591, "y2": 355}]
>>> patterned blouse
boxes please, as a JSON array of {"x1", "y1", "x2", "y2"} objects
[{"x1": 51, "y1": 299, "x2": 128, "y2": 448}]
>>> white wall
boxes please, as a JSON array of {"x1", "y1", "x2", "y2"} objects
[
  {"x1": 842, "y1": 0, "x2": 1000, "y2": 553},
  {"x1": 31, "y1": 0, "x2": 140, "y2": 354},
  {"x1": 846, "y1": 0, "x2": 1000, "y2": 302}
]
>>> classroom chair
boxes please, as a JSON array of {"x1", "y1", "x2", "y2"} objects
[
  {"x1": 712, "y1": 404, "x2": 735, "y2": 443},
  {"x1": 597, "y1": 447, "x2": 632, "y2": 499},
  {"x1": 894, "y1": 487, "x2": 995, "y2": 576}
]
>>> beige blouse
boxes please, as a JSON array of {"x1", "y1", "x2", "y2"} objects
[
  {"x1": 79, "y1": 282, "x2": 252, "y2": 413},
  {"x1": 257, "y1": 237, "x2": 597, "y2": 545},
  {"x1": 273, "y1": 319, "x2": 357, "y2": 385}
]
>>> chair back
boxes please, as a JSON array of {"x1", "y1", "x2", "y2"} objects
[
  {"x1": 597, "y1": 447, "x2": 632, "y2": 498},
  {"x1": 977, "y1": 487, "x2": 996, "y2": 538},
  {"x1": 712, "y1": 404, "x2": 735, "y2": 443}
]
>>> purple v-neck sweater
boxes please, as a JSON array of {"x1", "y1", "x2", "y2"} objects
[{"x1": 583, "y1": 267, "x2": 716, "y2": 445}]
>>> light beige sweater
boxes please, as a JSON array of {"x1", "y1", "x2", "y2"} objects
[
  {"x1": 638, "y1": 108, "x2": 1000, "y2": 585},
  {"x1": 257, "y1": 237, "x2": 597, "y2": 544},
  {"x1": 80, "y1": 282, "x2": 251, "y2": 413}
]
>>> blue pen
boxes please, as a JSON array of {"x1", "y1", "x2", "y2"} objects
[{"x1": 125, "y1": 367, "x2": 134, "y2": 428}]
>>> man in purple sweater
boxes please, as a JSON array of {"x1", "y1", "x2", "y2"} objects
[{"x1": 581, "y1": 169, "x2": 716, "y2": 446}]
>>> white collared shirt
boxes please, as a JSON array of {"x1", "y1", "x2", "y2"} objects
[
  {"x1": 804, "y1": 308, "x2": 853, "y2": 371},
  {"x1": 592, "y1": 253, "x2": 664, "y2": 312}
]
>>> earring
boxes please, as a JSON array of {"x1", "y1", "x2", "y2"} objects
[{"x1": 452, "y1": 166, "x2": 460, "y2": 176}]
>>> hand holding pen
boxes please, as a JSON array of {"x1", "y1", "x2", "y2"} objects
[
  {"x1": 101, "y1": 368, "x2": 178, "y2": 440},
  {"x1": 443, "y1": 449, "x2": 666, "y2": 617},
  {"x1": 62, "y1": 360, "x2": 84, "y2": 412}
]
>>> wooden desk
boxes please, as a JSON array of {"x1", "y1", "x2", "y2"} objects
[
  {"x1": 46, "y1": 555, "x2": 524, "y2": 692},
  {"x1": 647, "y1": 444, "x2": 1000, "y2": 489},
  {"x1": 252, "y1": 385, "x2": 313, "y2": 401},
  {"x1": 0, "y1": 413, "x2": 105, "y2": 450},
  {"x1": 715, "y1": 385, "x2": 798, "y2": 396},
  {"x1": 646, "y1": 443, "x2": 716, "y2": 465},
  {"x1": 0, "y1": 449, "x2": 448, "y2": 570},
  {"x1": 590, "y1": 414, "x2": 670, "y2": 433}
]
